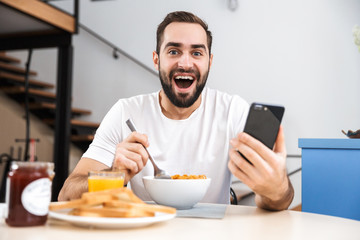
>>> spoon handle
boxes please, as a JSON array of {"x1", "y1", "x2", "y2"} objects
[{"x1": 125, "y1": 119, "x2": 137, "y2": 133}]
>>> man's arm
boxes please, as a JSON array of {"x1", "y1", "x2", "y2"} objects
[
  {"x1": 58, "y1": 132, "x2": 150, "y2": 201},
  {"x1": 228, "y1": 126, "x2": 294, "y2": 211},
  {"x1": 58, "y1": 157, "x2": 109, "y2": 201}
]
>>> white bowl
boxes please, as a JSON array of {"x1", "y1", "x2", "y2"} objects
[{"x1": 142, "y1": 176, "x2": 211, "y2": 210}]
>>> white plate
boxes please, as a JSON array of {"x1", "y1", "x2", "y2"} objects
[{"x1": 49, "y1": 209, "x2": 176, "y2": 229}]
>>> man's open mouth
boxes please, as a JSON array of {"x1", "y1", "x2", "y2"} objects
[{"x1": 174, "y1": 75, "x2": 194, "y2": 89}]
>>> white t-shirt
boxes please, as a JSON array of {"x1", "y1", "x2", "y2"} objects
[{"x1": 83, "y1": 87, "x2": 249, "y2": 204}]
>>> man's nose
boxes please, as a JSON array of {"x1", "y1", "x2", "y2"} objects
[{"x1": 178, "y1": 53, "x2": 193, "y2": 69}]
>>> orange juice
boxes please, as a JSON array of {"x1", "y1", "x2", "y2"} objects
[{"x1": 88, "y1": 171, "x2": 125, "y2": 192}]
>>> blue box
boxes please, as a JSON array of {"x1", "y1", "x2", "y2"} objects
[{"x1": 299, "y1": 138, "x2": 360, "y2": 221}]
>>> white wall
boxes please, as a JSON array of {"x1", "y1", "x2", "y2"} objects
[{"x1": 10, "y1": 0, "x2": 360, "y2": 155}]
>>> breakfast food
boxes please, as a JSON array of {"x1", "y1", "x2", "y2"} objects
[
  {"x1": 171, "y1": 174, "x2": 207, "y2": 179},
  {"x1": 49, "y1": 187, "x2": 176, "y2": 218}
]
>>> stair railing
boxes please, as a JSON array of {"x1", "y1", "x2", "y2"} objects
[
  {"x1": 43, "y1": 0, "x2": 158, "y2": 77},
  {"x1": 78, "y1": 23, "x2": 158, "y2": 77}
]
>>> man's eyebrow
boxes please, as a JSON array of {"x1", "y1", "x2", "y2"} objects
[
  {"x1": 164, "y1": 42, "x2": 207, "y2": 52},
  {"x1": 191, "y1": 44, "x2": 206, "y2": 50},
  {"x1": 164, "y1": 42, "x2": 182, "y2": 48}
]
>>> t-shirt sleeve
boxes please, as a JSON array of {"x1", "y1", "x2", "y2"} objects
[
  {"x1": 82, "y1": 100, "x2": 125, "y2": 167},
  {"x1": 229, "y1": 95, "x2": 249, "y2": 137}
]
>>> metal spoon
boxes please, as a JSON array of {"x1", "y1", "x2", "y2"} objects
[{"x1": 126, "y1": 119, "x2": 171, "y2": 179}]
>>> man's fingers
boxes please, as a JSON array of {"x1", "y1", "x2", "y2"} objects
[
  {"x1": 228, "y1": 148, "x2": 254, "y2": 173},
  {"x1": 119, "y1": 132, "x2": 150, "y2": 167},
  {"x1": 113, "y1": 132, "x2": 150, "y2": 184},
  {"x1": 230, "y1": 136, "x2": 270, "y2": 171},
  {"x1": 228, "y1": 151, "x2": 252, "y2": 186},
  {"x1": 124, "y1": 142, "x2": 149, "y2": 164},
  {"x1": 114, "y1": 150, "x2": 139, "y2": 172},
  {"x1": 126, "y1": 132, "x2": 149, "y2": 148},
  {"x1": 273, "y1": 125, "x2": 286, "y2": 158},
  {"x1": 236, "y1": 132, "x2": 280, "y2": 168}
]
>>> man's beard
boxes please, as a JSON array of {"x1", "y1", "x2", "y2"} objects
[{"x1": 159, "y1": 63, "x2": 210, "y2": 108}]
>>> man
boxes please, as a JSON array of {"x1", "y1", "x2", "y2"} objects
[{"x1": 59, "y1": 11, "x2": 294, "y2": 210}]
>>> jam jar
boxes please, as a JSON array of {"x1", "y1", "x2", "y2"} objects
[{"x1": 5, "y1": 161, "x2": 54, "y2": 227}]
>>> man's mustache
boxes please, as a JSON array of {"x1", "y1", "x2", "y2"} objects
[{"x1": 169, "y1": 68, "x2": 199, "y2": 79}]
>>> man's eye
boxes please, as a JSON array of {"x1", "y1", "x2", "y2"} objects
[
  {"x1": 193, "y1": 52, "x2": 202, "y2": 56},
  {"x1": 169, "y1": 50, "x2": 178, "y2": 55}
]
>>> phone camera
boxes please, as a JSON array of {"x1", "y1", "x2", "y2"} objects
[{"x1": 254, "y1": 104, "x2": 263, "y2": 111}]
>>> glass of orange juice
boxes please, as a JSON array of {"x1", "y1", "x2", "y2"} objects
[{"x1": 88, "y1": 170, "x2": 125, "y2": 192}]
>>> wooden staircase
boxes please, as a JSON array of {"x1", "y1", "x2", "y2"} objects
[
  {"x1": 0, "y1": 0, "x2": 79, "y2": 199},
  {"x1": 0, "y1": 51, "x2": 98, "y2": 152}
]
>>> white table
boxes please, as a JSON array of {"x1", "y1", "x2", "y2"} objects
[{"x1": 1, "y1": 204, "x2": 359, "y2": 240}]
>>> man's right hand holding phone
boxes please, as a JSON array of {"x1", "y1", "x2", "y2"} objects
[{"x1": 228, "y1": 126, "x2": 294, "y2": 211}]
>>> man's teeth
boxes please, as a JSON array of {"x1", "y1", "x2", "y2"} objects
[{"x1": 175, "y1": 76, "x2": 194, "y2": 80}]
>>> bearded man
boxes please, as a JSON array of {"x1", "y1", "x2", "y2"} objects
[{"x1": 59, "y1": 11, "x2": 294, "y2": 211}]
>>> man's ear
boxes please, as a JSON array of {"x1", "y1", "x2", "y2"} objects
[
  {"x1": 153, "y1": 51, "x2": 159, "y2": 70},
  {"x1": 209, "y1": 53, "x2": 213, "y2": 69}
]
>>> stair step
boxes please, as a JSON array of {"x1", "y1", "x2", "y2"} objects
[
  {"x1": 71, "y1": 135, "x2": 94, "y2": 152},
  {"x1": 0, "y1": 52, "x2": 21, "y2": 64},
  {"x1": 28, "y1": 102, "x2": 91, "y2": 115},
  {"x1": 0, "y1": 86, "x2": 56, "y2": 100},
  {"x1": 0, "y1": 62, "x2": 37, "y2": 76},
  {"x1": 71, "y1": 135, "x2": 94, "y2": 142},
  {"x1": 43, "y1": 119, "x2": 100, "y2": 128},
  {"x1": 43, "y1": 119, "x2": 99, "y2": 135},
  {"x1": 70, "y1": 119, "x2": 100, "y2": 128},
  {"x1": 0, "y1": 71, "x2": 54, "y2": 89},
  {"x1": 43, "y1": 119, "x2": 99, "y2": 127},
  {"x1": 27, "y1": 102, "x2": 91, "y2": 119}
]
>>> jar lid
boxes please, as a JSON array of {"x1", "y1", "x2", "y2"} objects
[{"x1": 10, "y1": 161, "x2": 54, "y2": 171}]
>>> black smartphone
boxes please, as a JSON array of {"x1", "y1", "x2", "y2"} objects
[{"x1": 239, "y1": 102, "x2": 285, "y2": 162}]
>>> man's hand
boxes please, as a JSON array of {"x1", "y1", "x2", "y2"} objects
[
  {"x1": 228, "y1": 126, "x2": 294, "y2": 210},
  {"x1": 113, "y1": 132, "x2": 150, "y2": 184}
]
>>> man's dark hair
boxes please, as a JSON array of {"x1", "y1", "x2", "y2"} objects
[{"x1": 156, "y1": 11, "x2": 212, "y2": 55}]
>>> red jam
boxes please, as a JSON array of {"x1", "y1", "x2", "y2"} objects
[{"x1": 5, "y1": 161, "x2": 54, "y2": 227}]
